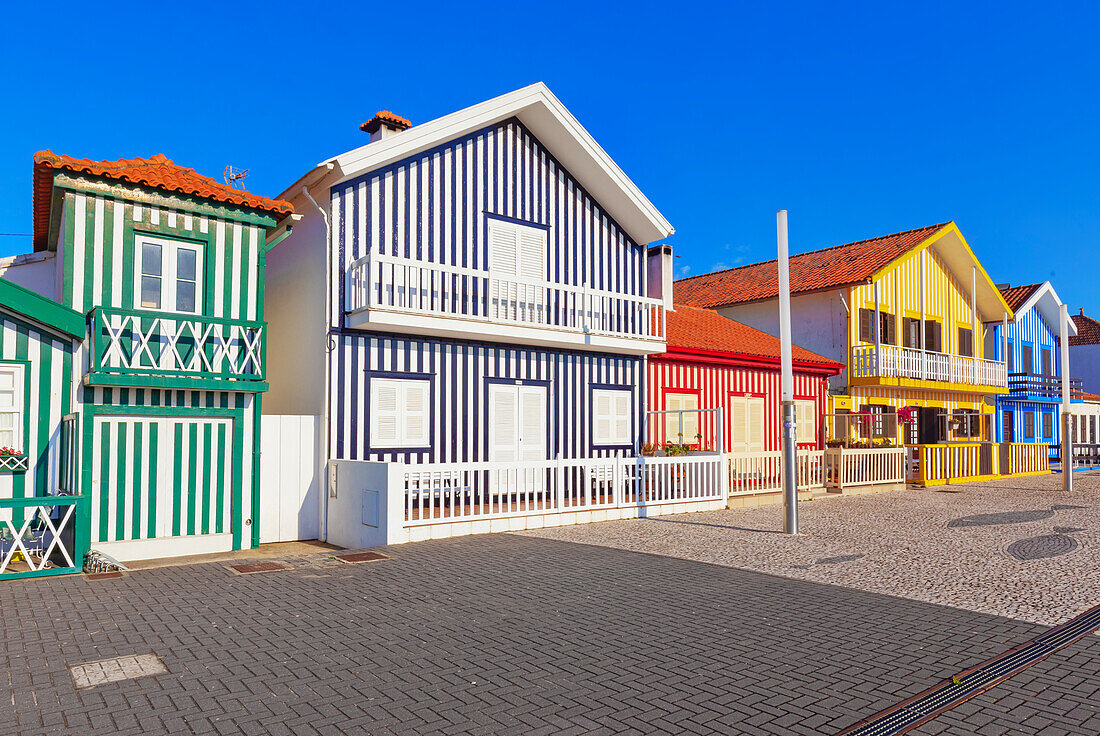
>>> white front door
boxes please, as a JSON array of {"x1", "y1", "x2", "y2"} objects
[{"x1": 489, "y1": 384, "x2": 548, "y2": 493}]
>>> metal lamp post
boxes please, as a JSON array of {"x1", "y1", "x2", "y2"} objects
[
  {"x1": 777, "y1": 210, "x2": 798, "y2": 534},
  {"x1": 1060, "y1": 303, "x2": 1073, "y2": 491}
]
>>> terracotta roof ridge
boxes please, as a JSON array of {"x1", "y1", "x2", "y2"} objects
[{"x1": 673, "y1": 221, "x2": 951, "y2": 284}]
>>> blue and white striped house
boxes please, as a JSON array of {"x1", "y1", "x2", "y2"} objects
[
  {"x1": 265, "y1": 84, "x2": 695, "y2": 546},
  {"x1": 985, "y1": 282, "x2": 1079, "y2": 446}
]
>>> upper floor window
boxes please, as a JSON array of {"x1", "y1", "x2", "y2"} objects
[
  {"x1": 136, "y1": 235, "x2": 203, "y2": 314},
  {"x1": 858, "y1": 309, "x2": 896, "y2": 345},
  {"x1": 0, "y1": 364, "x2": 24, "y2": 451},
  {"x1": 1041, "y1": 348, "x2": 1052, "y2": 376},
  {"x1": 958, "y1": 327, "x2": 974, "y2": 357},
  {"x1": 488, "y1": 218, "x2": 546, "y2": 283},
  {"x1": 1021, "y1": 344, "x2": 1033, "y2": 373},
  {"x1": 1006, "y1": 341, "x2": 1015, "y2": 372},
  {"x1": 924, "y1": 320, "x2": 942, "y2": 353}
]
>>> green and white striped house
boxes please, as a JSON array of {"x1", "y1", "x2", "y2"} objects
[{"x1": 0, "y1": 151, "x2": 294, "y2": 569}]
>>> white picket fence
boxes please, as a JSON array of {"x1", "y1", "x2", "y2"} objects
[{"x1": 725, "y1": 448, "x2": 906, "y2": 495}]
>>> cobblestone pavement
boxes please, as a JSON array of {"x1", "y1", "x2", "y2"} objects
[
  {"x1": 2, "y1": 534, "x2": 1098, "y2": 735},
  {"x1": 525, "y1": 472, "x2": 1100, "y2": 627}
]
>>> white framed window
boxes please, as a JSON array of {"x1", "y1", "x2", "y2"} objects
[
  {"x1": 487, "y1": 217, "x2": 547, "y2": 282},
  {"x1": 135, "y1": 235, "x2": 203, "y2": 314},
  {"x1": 730, "y1": 396, "x2": 765, "y2": 453},
  {"x1": 593, "y1": 389, "x2": 631, "y2": 446},
  {"x1": 0, "y1": 364, "x2": 25, "y2": 451},
  {"x1": 795, "y1": 400, "x2": 817, "y2": 444},
  {"x1": 370, "y1": 377, "x2": 430, "y2": 449},
  {"x1": 664, "y1": 392, "x2": 700, "y2": 445}
]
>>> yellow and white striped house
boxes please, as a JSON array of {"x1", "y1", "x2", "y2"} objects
[{"x1": 674, "y1": 222, "x2": 1045, "y2": 484}]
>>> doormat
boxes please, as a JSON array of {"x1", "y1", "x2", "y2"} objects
[
  {"x1": 69, "y1": 654, "x2": 167, "y2": 689},
  {"x1": 335, "y1": 551, "x2": 391, "y2": 564},
  {"x1": 227, "y1": 561, "x2": 289, "y2": 575}
]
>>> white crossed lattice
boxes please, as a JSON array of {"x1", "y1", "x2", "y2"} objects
[
  {"x1": 103, "y1": 314, "x2": 263, "y2": 377},
  {"x1": 0, "y1": 502, "x2": 76, "y2": 574}
]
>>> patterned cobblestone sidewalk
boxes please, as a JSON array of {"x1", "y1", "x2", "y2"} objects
[
  {"x1": 1, "y1": 533, "x2": 1097, "y2": 735},
  {"x1": 525, "y1": 472, "x2": 1100, "y2": 626}
]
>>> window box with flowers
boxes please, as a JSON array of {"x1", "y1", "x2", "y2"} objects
[{"x1": 0, "y1": 448, "x2": 27, "y2": 473}]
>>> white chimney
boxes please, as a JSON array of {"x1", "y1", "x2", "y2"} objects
[
  {"x1": 647, "y1": 244, "x2": 674, "y2": 311},
  {"x1": 360, "y1": 111, "x2": 412, "y2": 142}
]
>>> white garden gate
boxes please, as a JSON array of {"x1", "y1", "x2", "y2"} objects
[{"x1": 259, "y1": 415, "x2": 320, "y2": 543}]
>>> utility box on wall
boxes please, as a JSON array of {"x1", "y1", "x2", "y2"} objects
[{"x1": 326, "y1": 460, "x2": 407, "y2": 550}]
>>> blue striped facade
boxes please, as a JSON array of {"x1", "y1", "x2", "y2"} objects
[
  {"x1": 327, "y1": 118, "x2": 653, "y2": 464},
  {"x1": 989, "y1": 306, "x2": 1063, "y2": 444},
  {"x1": 330, "y1": 117, "x2": 649, "y2": 330},
  {"x1": 329, "y1": 331, "x2": 641, "y2": 463}
]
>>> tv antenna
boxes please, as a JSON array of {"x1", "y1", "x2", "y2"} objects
[{"x1": 223, "y1": 165, "x2": 250, "y2": 189}]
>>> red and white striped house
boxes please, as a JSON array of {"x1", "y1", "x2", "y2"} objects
[{"x1": 648, "y1": 305, "x2": 842, "y2": 453}]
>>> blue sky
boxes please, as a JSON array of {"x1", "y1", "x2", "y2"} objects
[{"x1": 2, "y1": 1, "x2": 1096, "y2": 314}]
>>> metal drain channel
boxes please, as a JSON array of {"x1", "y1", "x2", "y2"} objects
[{"x1": 835, "y1": 604, "x2": 1100, "y2": 735}]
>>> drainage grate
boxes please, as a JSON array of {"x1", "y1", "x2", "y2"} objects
[
  {"x1": 335, "y1": 551, "x2": 391, "y2": 564},
  {"x1": 834, "y1": 603, "x2": 1100, "y2": 735},
  {"x1": 69, "y1": 653, "x2": 167, "y2": 689},
  {"x1": 227, "y1": 561, "x2": 289, "y2": 575}
]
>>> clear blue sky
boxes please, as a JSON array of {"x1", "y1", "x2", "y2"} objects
[{"x1": 2, "y1": 2, "x2": 1096, "y2": 315}]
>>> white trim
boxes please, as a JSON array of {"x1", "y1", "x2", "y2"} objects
[
  {"x1": 278, "y1": 83, "x2": 674, "y2": 245},
  {"x1": 134, "y1": 234, "x2": 204, "y2": 315},
  {"x1": 592, "y1": 388, "x2": 631, "y2": 446},
  {"x1": 91, "y1": 533, "x2": 234, "y2": 563},
  {"x1": 0, "y1": 363, "x2": 25, "y2": 452},
  {"x1": 369, "y1": 377, "x2": 430, "y2": 449}
]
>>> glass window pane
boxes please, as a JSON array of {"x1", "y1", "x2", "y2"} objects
[
  {"x1": 176, "y1": 281, "x2": 196, "y2": 313},
  {"x1": 142, "y1": 243, "x2": 162, "y2": 276},
  {"x1": 141, "y1": 276, "x2": 162, "y2": 309},
  {"x1": 177, "y1": 248, "x2": 197, "y2": 281}
]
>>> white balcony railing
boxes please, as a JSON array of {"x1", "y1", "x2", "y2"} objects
[
  {"x1": 346, "y1": 254, "x2": 666, "y2": 342},
  {"x1": 850, "y1": 344, "x2": 1006, "y2": 388}
]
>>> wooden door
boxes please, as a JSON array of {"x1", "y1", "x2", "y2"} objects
[{"x1": 1002, "y1": 410, "x2": 1014, "y2": 443}]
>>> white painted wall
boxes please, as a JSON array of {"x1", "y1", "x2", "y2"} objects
[
  {"x1": 1071, "y1": 344, "x2": 1100, "y2": 394},
  {"x1": 264, "y1": 210, "x2": 327, "y2": 415},
  {"x1": 259, "y1": 415, "x2": 321, "y2": 543},
  {"x1": 0, "y1": 252, "x2": 58, "y2": 299},
  {"x1": 717, "y1": 290, "x2": 849, "y2": 390}
]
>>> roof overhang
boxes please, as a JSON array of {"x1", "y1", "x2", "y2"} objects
[
  {"x1": 0, "y1": 278, "x2": 84, "y2": 339},
  {"x1": 997, "y1": 281, "x2": 1078, "y2": 336},
  {"x1": 278, "y1": 83, "x2": 674, "y2": 245},
  {"x1": 874, "y1": 222, "x2": 1013, "y2": 320}
]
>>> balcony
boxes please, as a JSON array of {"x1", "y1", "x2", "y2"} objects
[
  {"x1": 345, "y1": 254, "x2": 666, "y2": 354},
  {"x1": 849, "y1": 344, "x2": 1007, "y2": 390},
  {"x1": 87, "y1": 307, "x2": 265, "y2": 390},
  {"x1": 1007, "y1": 373, "x2": 1082, "y2": 400}
]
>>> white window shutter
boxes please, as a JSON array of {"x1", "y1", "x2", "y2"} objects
[
  {"x1": 519, "y1": 387, "x2": 546, "y2": 461},
  {"x1": 749, "y1": 399, "x2": 765, "y2": 451},
  {"x1": 613, "y1": 393, "x2": 631, "y2": 444},
  {"x1": 491, "y1": 386, "x2": 517, "y2": 462},
  {"x1": 405, "y1": 382, "x2": 429, "y2": 446},
  {"x1": 594, "y1": 391, "x2": 612, "y2": 445},
  {"x1": 731, "y1": 398, "x2": 748, "y2": 452},
  {"x1": 489, "y1": 220, "x2": 519, "y2": 276},
  {"x1": 517, "y1": 227, "x2": 546, "y2": 281}
]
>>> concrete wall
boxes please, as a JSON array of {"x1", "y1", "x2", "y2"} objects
[
  {"x1": 717, "y1": 290, "x2": 849, "y2": 390},
  {"x1": 1071, "y1": 345, "x2": 1100, "y2": 394},
  {"x1": 0, "y1": 252, "x2": 57, "y2": 300},
  {"x1": 264, "y1": 210, "x2": 328, "y2": 415}
]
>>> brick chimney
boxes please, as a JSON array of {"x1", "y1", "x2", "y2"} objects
[{"x1": 360, "y1": 111, "x2": 412, "y2": 142}]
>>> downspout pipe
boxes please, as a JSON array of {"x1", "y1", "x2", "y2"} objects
[{"x1": 302, "y1": 183, "x2": 332, "y2": 542}]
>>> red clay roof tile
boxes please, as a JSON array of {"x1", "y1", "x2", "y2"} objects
[
  {"x1": 32, "y1": 151, "x2": 293, "y2": 250},
  {"x1": 360, "y1": 110, "x2": 412, "y2": 134},
  {"x1": 998, "y1": 283, "x2": 1043, "y2": 313},
  {"x1": 665, "y1": 304, "x2": 840, "y2": 368},
  {"x1": 674, "y1": 223, "x2": 951, "y2": 309},
  {"x1": 1071, "y1": 312, "x2": 1100, "y2": 346}
]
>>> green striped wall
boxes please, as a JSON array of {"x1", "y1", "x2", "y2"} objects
[{"x1": 60, "y1": 190, "x2": 264, "y2": 321}]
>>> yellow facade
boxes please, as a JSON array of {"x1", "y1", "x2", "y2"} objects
[{"x1": 832, "y1": 222, "x2": 1010, "y2": 442}]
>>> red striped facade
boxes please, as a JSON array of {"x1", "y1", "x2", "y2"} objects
[{"x1": 648, "y1": 349, "x2": 839, "y2": 452}]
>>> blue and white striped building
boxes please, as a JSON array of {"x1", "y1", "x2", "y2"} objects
[
  {"x1": 986, "y1": 282, "x2": 1079, "y2": 445},
  {"x1": 265, "y1": 84, "x2": 676, "y2": 541}
]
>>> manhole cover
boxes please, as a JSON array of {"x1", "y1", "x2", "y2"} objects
[
  {"x1": 336, "y1": 551, "x2": 391, "y2": 564},
  {"x1": 1006, "y1": 534, "x2": 1079, "y2": 561},
  {"x1": 69, "y1": 654, "x2": 167, "y2": 689},
  {"x1": 227, "y1": 561, "x2": 289, "y2": 575}
]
